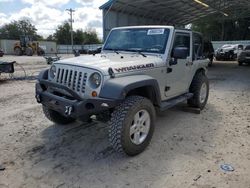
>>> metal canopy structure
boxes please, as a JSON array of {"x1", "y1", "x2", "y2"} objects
[{"x1": 100, "y1": 0, "x2": 250, "y2": 39}]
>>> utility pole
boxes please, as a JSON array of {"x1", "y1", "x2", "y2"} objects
[{"x1": 66, "y1": 8, "x2": 75, "y2": 53}]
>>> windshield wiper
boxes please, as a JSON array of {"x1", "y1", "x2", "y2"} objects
[
  {"x1": 137, "y1": 51, "x2": 147, "y2": 57},
  {"x1": 104, "y1": 48, "x2": 120, "y2": 54},
  {"x1": 125, "y1": 49, "x2": 147, "y2": 57}
]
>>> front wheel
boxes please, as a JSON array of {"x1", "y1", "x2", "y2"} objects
[
  {"x1": 109, "y1": 96, "x2": 155, "y2": 156},
  {"x1": 43, "y1": 106, "x2": 75, "y2": 125},
  {"x1": 188, "y1": 73, "x2": 209, "y2": 110},
  {"x1": 25, "y1": 47, "x2": 33, "y2": 56}
]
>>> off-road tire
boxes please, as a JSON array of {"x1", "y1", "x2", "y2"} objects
[
  {"x1": 109, "y1": 96, "x2": 155, "y2": 156},
  {"x1": 188, "y1": 72, "x2": 209, "y2": 110},
  {"x1": 25, "y1": 47, "x2": 33, "y2": 56},
  {"x1": 43, "y1": 105, "x2": 75, "y2": 125},
  {"x1": 14, "y1": 47, "x2": 22, "y2": 56},
  {"x1": 37, "y1": 47, "x2": 45, "y2": 56}
]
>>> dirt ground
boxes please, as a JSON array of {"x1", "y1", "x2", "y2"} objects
[{"x1": 0, "y1": 55, "x2": 250, "y2": 188}]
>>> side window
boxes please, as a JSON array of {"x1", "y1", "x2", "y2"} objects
[
  {"x1": 173, "y1": 33, "x2": 190, "y2": 58},
  {"x1": 238, "y1": 45, "x2": 243, "y2": 50},
  {"x1": 193, "y1": 33, "x2": 203, "y2": 60}
]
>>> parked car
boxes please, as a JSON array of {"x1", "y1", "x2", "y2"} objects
[
  {"x1": 238, "y1": 45, "x2": 250, "y2": 66},
  {"x1": 215, "y1": 44, "x2": 243, "y2": 61},
  {"x1": 203, "y1": 41, "x2": 214, "y2": 66},
  {"x1": 0, "y1": 48, "x2": 4, "y2": 57},
  {"x1": 36, "y1": 26, "x2": 209, "y2": 156}
]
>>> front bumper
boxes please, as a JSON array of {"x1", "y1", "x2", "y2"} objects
[{"x1": 36, "y1": 79, "x2": 120, "y2": 118}]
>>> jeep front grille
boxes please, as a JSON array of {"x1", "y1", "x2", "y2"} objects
[{"x1": 55, "y1": 68, "x2": 88, "y2": 94}]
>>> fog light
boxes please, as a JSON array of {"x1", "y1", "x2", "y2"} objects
[{"x1": 92, "y1": 91, "x2": 98, "y2": 97}]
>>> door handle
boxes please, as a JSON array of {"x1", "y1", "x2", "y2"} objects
[{"x1": 167, "y1": 67, "x2": 172, "y2": 73}]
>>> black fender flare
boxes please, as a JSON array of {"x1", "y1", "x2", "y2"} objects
[
  {"x1": 38, "y1": 69, "x2": 49, "y2": 81},
  {"x1": 99, "y1": 75, "x2": 161, "y2": 105},
  {"x1": 195, "y1": 67, "x2": 206, "y2": 76}
]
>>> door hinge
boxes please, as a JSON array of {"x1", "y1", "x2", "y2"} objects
[
  {"x1": 165, "y1": 86, "x2": 170, "y2": 92},
  {"x1": 167, "y1": 67, "x2": 172, "y2": 73}
]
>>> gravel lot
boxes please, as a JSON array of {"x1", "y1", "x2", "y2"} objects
[{"x1": 0, "y1": 55, "x2": 250, "y2": 188}]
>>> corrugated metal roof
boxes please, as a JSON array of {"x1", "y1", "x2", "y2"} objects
[
  {"x1": 100, "y1": 0, "x2": 250, "y2": 24},
  {"x1": 99, "y1": 0, "x2": 115, "y2": 9}
]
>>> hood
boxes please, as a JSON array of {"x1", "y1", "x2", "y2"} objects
[{"x1": 54, "y1": 53, "x2": 163, "y2": 76}]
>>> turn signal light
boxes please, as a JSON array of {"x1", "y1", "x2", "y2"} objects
[{"x1": 92, "y1": 91, "x2": 98, "y2": 97}]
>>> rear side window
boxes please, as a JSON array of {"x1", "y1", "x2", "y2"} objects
[{"x1": 193, "y1": 33, "x2": 203, "y2": 60}]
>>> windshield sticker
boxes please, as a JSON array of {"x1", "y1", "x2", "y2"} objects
[
  {"x1": 147, "y1": 29, "x2": 164, "y2": 35},
  {"x1": 114, "y1": 63, "x2": 154, "y2": 73}
]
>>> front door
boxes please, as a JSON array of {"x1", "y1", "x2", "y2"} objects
[{"x1": 165, "y1": 31, "x2": 192, "y2": 98}]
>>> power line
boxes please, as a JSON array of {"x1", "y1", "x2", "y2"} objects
[{"x1": 66, "y1": 8, "x2": 75, "y2": 53}]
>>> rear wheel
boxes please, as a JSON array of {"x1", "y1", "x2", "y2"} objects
[
  {"x1": 43, "y1": 106, "x2": 75, "y2": 125},
  {"x1": 14, "y1": 47, "x2": 22, "y2": 56},
  {"x1": 109, "y1": 96, "x2": 155, "y2": 156},
  {"x1": 188, "y1": 72, "x2": 209, "y2": 110},
  {"x1": 37, "y1": 47, "x2": 45, "y2": 56}
]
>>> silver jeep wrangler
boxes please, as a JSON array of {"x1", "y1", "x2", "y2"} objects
[{"x1": 36, "y1": 26, "x2": 209, "y2": 156}]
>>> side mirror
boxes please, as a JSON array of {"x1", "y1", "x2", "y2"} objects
[{"x1": 172, "y1": 47, "x2": 189, "y2": 59}]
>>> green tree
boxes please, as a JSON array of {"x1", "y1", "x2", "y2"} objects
[
  {"x1": 46, "y1": 34, "x2": 55, "y2": 41},
  {"x1": 82, "y1": 28, "x2": 101, "y2": 44},
  {"x1": 53, "y1": 22, "x2": 101, "y2": 44},
  {"x1": 192, "y1": 14, "x2": 250, "y2": 41},
  {"x1": 53, "y1": 22, "x2": 71, "y2": 44},
  {"x1": 0, "y1": 19, "x2": 42, "y2": 40},
  {"x1": 74, "y1": 29, "x2": 84, "y2": 45}
]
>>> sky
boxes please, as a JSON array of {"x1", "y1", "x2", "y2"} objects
[{"x1": 0, "y1": 0, "x2": 108, "y2": 38}]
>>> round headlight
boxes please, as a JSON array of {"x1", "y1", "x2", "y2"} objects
[
  {"x1": 50, "y1": 65, "x2": 56, "y2": 79},
  {"x1": 89, "y1": 72, "x2": 101, "y2": 88}
]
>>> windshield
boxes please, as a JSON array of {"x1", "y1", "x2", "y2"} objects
[{"x1": 103, "y1": 28, "x2": 170, "y2": 54}]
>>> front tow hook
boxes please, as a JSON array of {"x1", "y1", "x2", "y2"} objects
[
  {"x1": 65, "y1": 106, "x2": 73, "y2": 116},
  {"x1": 36, "y1": 94, "x2": 41, "y2": 103}
]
